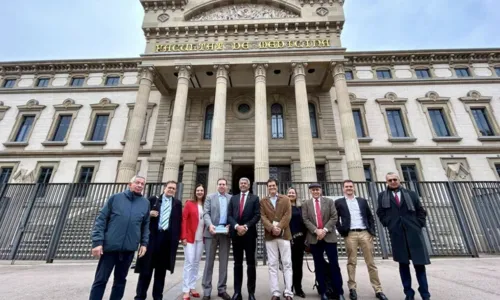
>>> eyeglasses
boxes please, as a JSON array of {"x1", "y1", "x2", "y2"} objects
[{"x1": 387, "y1": 179, "x2": 398, "y2": 182}]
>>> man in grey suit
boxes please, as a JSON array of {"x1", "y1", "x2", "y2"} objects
[
  {"x1": 202, "y1": 178, "x2": 232, "y2": 300},
  {"x1": 302, "y1": 183, "x2": 345, "y2": 300}
]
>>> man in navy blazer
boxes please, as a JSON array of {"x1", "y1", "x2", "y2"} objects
[{"x1": 335, "y1": 180, "x2": 387, "y2": 300}]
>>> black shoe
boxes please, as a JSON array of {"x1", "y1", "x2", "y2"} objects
[
  {"x1": 231, "y1": 293, "x2": 242, "y2": 300},
  {"x1": 349, "y1": 289, "x2": 357, "y2": 300},
  {"x1": 339, "y1": 295, "x2": 346, "y2": 300},
  {"x1": 320, "y1": 294, "x2": 329, "y2": 300},
  {"x1": 295, "y1": 289, "x2": 306, "y2": 298},
  {"x1": 271, "y1": 296, "x2": 280, "y2": 300},
  {"x1": 202, "y1": 297, "x2": 211, "y2": 300},
  {"x1": 218, "y1": 292, "x2": 231, "y2": 300},
  {"x1": 404, "y1": 296, "x2": 415, "y2": 300},
  {"x1": 375, "y1": 292, "x2": 388, "y2": 300},
  {"x1": 248, "y1": 295, "x2": 256, "y2": 300}
]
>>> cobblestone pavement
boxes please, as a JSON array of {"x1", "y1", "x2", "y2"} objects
[{"x1": 1, "y1": 257, "x2": 499, "y2": 300}]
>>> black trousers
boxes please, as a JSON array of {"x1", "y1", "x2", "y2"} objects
[
  {"x1": 89, "y1": 251, "x2": 135, "y2": 300},
  {"x1": 291, "y1": 235, "x2": 305, "y2": 292},
  {"x1": 232, "y1": 234, "x2": 257, "y2": 294},
  {"x1": 399, "y1": 263, "x2": 430, "y2": 298},
  {"x1": 310, "y1": 241, "x2": 344, "y2": 297},
  {"x1": 135, "y1": 232, "x2": 172, "y2": 300}
]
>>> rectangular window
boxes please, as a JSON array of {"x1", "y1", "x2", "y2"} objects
[
  {"x1": 471, "y1": 108, "x2": 495, "y2": 136},
  {"x1": 376, "y1": 70, "x2": 392, "y2": 79},
  {"x1": 0, "y1": 167, "x2": 14, "y2": 184},
  {"x1": 271, "y1": 115, "x2": 284, "y2": 139},
  {"x1": 401, "y1": 164, "x2": 422, "y2": 195},
  {"x1": 352, "y1": 110, "x2": 366, "y2": 137},
  {"x1": 363, "y1": 164, "x2": 373, "y2": 182},
  {"x1": 345, "y1": 71, "x2": 354, "y2": 80},
  {"x1": 37, "y1": 78, "x2": 50, "y2": 87},
  {"x1": 3, "y1": 79, "x2": 16, "y2": 88},
  {"x1": 36, "y1": 167, "x2": 53, "y2": 197},
  {"x1": 416, "y1": 69, "x2": 431, "y2": 79},
  {"x1": 428, "y1": 109, "x2": 451, "y2": 137},
  {"x1": 70, "y1": 77, "x2": 85, "y2": 86},
  {"x1": 51, "y1": 115, "x2": 72, "y2": 141},
  {"x1": 90, "y1": 114, "x2": 109, "y2": 141},
  {"x1": 105, "y1": 76, "x2": 120, "y2": 86},
  {"x1": 455, "y1": 68, "x2": 470, "y2": 77},
  {"x1": 15, "y1": 115, "x2": 35, "y2": 142},
  {"x1": 495, "y1": 163, "x2": 500, "y2": 178},
  {"x1": 386, "y1": 109, "x2": 407, "y2": 137},
  {"x1": 196, "y1": 166, "x2": 209, "y2": 189},
  {"x1": 75, "y1": 166, "x2": 95, "y2": 198},
  {"x1": 495, "y1": 67, "x2": 500, "y2": 77}
]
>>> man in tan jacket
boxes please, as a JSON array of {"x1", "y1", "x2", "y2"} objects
[
  {"x1": 260, "y1": 178, "x2": 293, "y2": 300},
  {"x1": 302, "y1": 183, "x2": 345, "y2": 300}
]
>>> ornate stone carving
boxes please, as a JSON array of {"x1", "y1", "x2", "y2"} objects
[
  {"x1": 175, "y1": 65, "x2": 192, "y2": 80},
  {"x1": 331, "y1": 62, "x2": 345, "y2": 77},
  {"x1": 416, "y1": 91, "x2": 450, "y2": 104},
  {"x1": 316, "y1": 7, "x2": 329, "y2": 16},
  {"x1": 459, "y1": 90, "x2": 492, "y2": 104},
  {"x1": 54, "y1": 98, "x2": 83, "y2": 111},
  {"x1": 375, "y1": 92, "x2": 408, "y2": 105},
  {"x1": 446, "y1": 163, "x2": 471, "y2": 181},
  {"x1": 253, "y1": 64, "x2": 268, "y2": 79},
  {"x1": 214, "y1": 65, "x2": 230, "y2": 79},
  {"x1": 139, "y1": 66, "x2": 155, "y2": 82},
  {"x1": 0, "y1": 101, "x2": 11, "y2": 121},
  {"x1": 158, "y1": 13, "x2": 170, "y2": 22},
  {"x1": 188, "y1": 4, "x2": 299, "y2": 21},
  {"x1": 292, "y1": 62, "x2": 307, "y2": 78},
  {"x1": 12, "y1": 169, "x2": 35, "y2": 183}
]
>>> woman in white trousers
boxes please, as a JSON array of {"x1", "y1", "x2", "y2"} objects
[{"x1": 181, "y1": 184, "x2": 206, "y2": 299}]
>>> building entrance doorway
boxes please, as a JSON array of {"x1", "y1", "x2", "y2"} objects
[{"x1": 231, "y1": 165, "x2": 254, "y2": 195}]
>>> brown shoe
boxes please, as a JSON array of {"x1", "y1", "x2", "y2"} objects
[{"x1": 271, "y1": 296, "x2": 280, "y2": 300}]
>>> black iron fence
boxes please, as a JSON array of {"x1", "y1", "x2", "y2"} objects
[{"x1": 0, "y1": 181, "x2": 499, "y2": 264}]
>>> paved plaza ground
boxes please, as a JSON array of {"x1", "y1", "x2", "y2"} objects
[{"x1": 1, "y1": 257, "x2": 499, "y2": 300}]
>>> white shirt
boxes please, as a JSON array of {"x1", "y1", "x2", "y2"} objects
[
  {"x1": 346, "y1": 196, "x2": 366, "y2": 230},
  {"x1": 195, "y1": 204, "x2": 204, "y2": 241}
]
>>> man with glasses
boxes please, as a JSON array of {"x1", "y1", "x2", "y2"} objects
[
  {"x1": 89, "y1": 176, "x2": 150, "y2": 300},
  {"x1": 376, "y1": 172, "x2": 430, "y2": 300}
]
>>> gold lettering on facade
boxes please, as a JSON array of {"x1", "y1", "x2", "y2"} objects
[{"x1": 155, "y1": 39, "x2": 331, "y2": 53}]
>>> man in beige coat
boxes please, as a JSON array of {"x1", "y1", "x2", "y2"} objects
[
  {"x1": 302, "y1": 183, "x2": 345, "y2": 300},
  {"x1": 260, "y1": 178, "x2": 293, "y2": 300}
]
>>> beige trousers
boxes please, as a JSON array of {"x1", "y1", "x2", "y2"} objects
[{"x1": 345, "y1": 230, "x2": 382, "y2": 293}]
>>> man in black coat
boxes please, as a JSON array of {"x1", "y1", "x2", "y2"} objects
[
  {"x1": 335, "y1": 180, "x2": 388, "y2": 300},
  {"x1": 134, "y1": 180, "x2": 182, "y2": 300},
  {"x1": 376, "y1": 172, "x2": 431, "y2": 300},
  {"x1": 227, "y1": 177, "x2": 261, "y2": 300}
]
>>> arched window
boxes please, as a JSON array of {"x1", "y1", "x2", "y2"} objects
[
  {"x1": 309, "y1": 103, "x2": 318, "y2": 138},
  {"x1": 203, "y1": 104, "x2": 214, "y2": 139},
  {"x1": 271, "y1": 103, "x2": 284, "y2": 139}
]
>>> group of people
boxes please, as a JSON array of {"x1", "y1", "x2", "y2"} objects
[{"x1": 88, "y1": 172, "x2": 431, "y2": 300}]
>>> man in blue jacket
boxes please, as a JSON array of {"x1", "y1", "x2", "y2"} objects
[{"x1": 89, "y1": 175, "x2": 151, "y2": 300}]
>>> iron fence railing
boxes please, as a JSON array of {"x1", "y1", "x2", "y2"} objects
[{"x1": 0, "y1": 181, "x2": 499, "y2": 264}]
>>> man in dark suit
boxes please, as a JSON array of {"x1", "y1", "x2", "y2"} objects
[
  {"x1": 376, "y1": 172, "x2": 430, "y2": 300},
  {"x1": 227, "y1": 177, "x2": 261, "y2": 300},
  {"x1": 335, "y1": 180, "x2": 388, "y2": 300},
  {"x1": 134, "y1": 180, "x2": 182, "y2": 300},
  {"x1": 302, "y1": 183, "x2": 345, "y2": 300}
]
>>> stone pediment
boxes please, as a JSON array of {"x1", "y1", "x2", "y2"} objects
[{"x1": 187, "y1": 4, "x2": 300, "y2": 22}]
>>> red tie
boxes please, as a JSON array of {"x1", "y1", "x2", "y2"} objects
[
  {"x1": 315, "y1": 199, "x2": 323, "y2": 229},
  {"x1": 394, "y1": 192, "x2": 401, "y2": 206},
  {"x1": 239, "y1": 193, "x2": 245, "y2": 219}
]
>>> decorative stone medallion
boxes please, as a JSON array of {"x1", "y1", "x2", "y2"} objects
[
  {"x1": 316, "y1": 7, "x2": 329, "y2": 16},
  {"x1": 158, "y1": 13, "x2": 170, "y2": 22}
]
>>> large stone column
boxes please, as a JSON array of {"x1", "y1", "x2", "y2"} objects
[
  {"x1": 253, "y1": 64, "x2": 270, "y2": 182},
  {"x1": 292, "y1": 62, "x2": 317, "y2": 182},
  {"x1": 162, "y1": 65, "x2": 192, "y2": 182},
  {"x1": 331, "y1": 62, "x2": 365, "y2": 181},
  {"x1": 117, "y1": 67, "x2": 154, "y2": 182},
  {"x1": 207, "y1": 65, "x2": 229, "y2": 194}
]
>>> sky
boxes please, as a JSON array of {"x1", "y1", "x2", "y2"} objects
[{"x1": 1, "y1": 0, "x2": 499, "y2": 62}]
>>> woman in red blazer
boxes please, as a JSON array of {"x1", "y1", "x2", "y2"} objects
[{"x1": 181, "y1": 184, "x2": 206, "y2": 299}]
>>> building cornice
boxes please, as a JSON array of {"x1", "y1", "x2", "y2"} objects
[
  {"x1": 357, "y1": 146, "x2": 500, "y2": 155},
  {"x1": 344, "y1": 48, "x2": 500, "y2": 67},
  {"x1": 346, "y1": 77, "x2": 500, "y2": 87},
  {"x1": 0, "y1": 58, "x2": 141, "y2": 76},
  {"x1": 140, "y1": 0, "x2": 189, "y2": 12},
  {"x1": 0, "y1": 86, "x2": 142, "y2": 94}
]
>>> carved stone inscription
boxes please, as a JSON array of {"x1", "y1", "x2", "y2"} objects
[{"x1": 188, "y1": 4, "x2": 299, "y2": 21}]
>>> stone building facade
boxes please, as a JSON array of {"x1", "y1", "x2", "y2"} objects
[{"x1": 1, "y1": 0, "x2": 500, "y2": 199}]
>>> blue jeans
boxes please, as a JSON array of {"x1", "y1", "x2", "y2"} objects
[
  {"x1": 399, "y1": 263, "x2": 430, "y2": 299},
  {"x1": 89, "y1": 251, "x2": 135, "y2": 300}
]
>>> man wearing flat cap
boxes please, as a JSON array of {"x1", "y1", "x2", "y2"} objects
[{"x1": 302, "y1": 183, "x2": 345, "y2": 300}]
